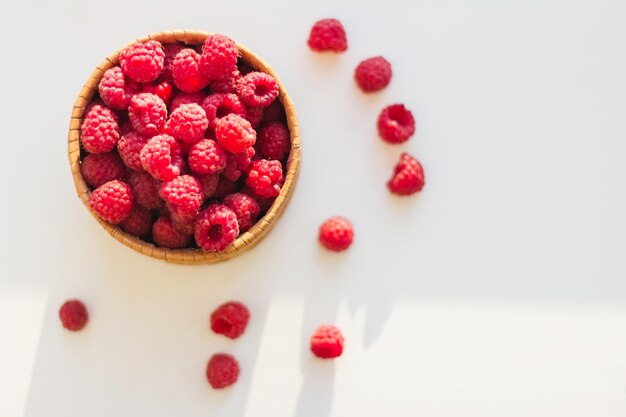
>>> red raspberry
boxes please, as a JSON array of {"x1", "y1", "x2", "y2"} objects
[
  {"x1": 117, "y1": 131, "x2": 149, "y2": 171},
  {"x1": 257, "y1": 123, "x2": 290, "y2": 160},
  {"x1": 377, "y1": 104, "x2": 415, "y2": 144},
  {"x1": 81, "y1": 104, "x2": 120, "y2": 154},
  {"x1": 319, "y1": 216, "x2": 354, "y2": 252},
  {"x1": 128, "y1": 171, "x2": 161, "y2": 209},
  {"x1": 355, "y1": 56, "x2": 392, "y2": 92},
  {"x1": 172, "y1": 49, "x2": 210, "y2": 93},
  {"x1": 210, "y1": 70, "x2": 240, "y2": 94},
  {"x1": 141, "y1": 80, "x2": 174, "y2": 106},
  {"x1": 210, "y1": 301, "x2": 250, "y2": 339},
  {"x1": 262, "y1": 100, "x2": 285, "y2": 124},
  {"x1": 170, "y1": 91, "x2": 205, "y2": 113},
  {"x1": 244, "y1": 106, "x2": 263, "y2": 128},
  {"x1": 200, "y1": 34, "x2": 238, "y2": 80},
  {"x1": 308, "y1": 18, "x2": 348, "y2": 52},
  {"x1": 206, "y1": 353, "x2": 240, "y2": 389},
  {"x1": 59, "y1": 300, "x2": 89, "y2": 331},
  {"x1": 140, "y1": 134, "x2": 183, "y2": 181},
  {"x1": 388, "y1": 153, "x2": 425, "y2": 195},
  {"x1": 159, "y1": 175, "x2": 203, "y2": 221},
  {"x1": 160, "y1": 43, "x2": 184, "y2": 82},
  {"x1": 224, "y1": 193, "x2": 260, "y2": 232},
  {"x1": 223, "y1": 147, "x2": 254, "y2": 182},
  {"x1": 199, "y1": 174, "x2": 220, "y2": 198},
  {"x1": 194, "y1": 204, "x2": 239, "y2": 252},
  {"x1": 152, "y1": 216, "x2": 191, "y2": 248},
  {"x1": 81, "y1": 152, "x2": 126, "y2": 188},
  {"x1": 215, "y1": 114, "x2": 256, "y2": 153},
  {"x1": 171, "y1": 213, "x2": 196, "y2": 235},
  {"x1": 237, "y1": 72, "x2": 279, "y2": 108},
  {"x1": 89, "y1": 180, "x2": 134, "y2": 224},
  {"x1": 310, "y1": 324, "x2": 344, "y2": 359},
  {"x1": 202, "y1": 93, "x2": 247, "y2": 130},
  {"x1": 119, "y1": 40, "x2": 165, "y2": 83},
  {"x1": 242, "y1": 186, "x2": 274, "y2": 212},
  {"x1": 98, "y1": 66, "x2": 140, "y2": 110},
  {"x1": 245, "y1": 159, "x2": 283, "y2": 199},
  {"x1": 120, "y1": 205, "x2": 152, "y2": 238},
  {"x1": 214, "y1": 177, "x2": 238, "y2": 199},
  {"x1": 188, "y1": 139, "x2": 227, "y2": 175},
  {"x1": 128, "y1": 93, "x2": 167, "y2": 136},
  {"x1": 165, "y1": 103, "x2": 208, "y2": 144}
]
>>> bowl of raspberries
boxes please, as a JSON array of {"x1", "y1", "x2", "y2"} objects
[{"x1": 68, "y1": 29, "x2": 301, "y2": 263}]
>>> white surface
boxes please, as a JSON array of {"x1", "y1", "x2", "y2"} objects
[{"x1": 2, "y1": 0, "x2": 626, "y2": 416}]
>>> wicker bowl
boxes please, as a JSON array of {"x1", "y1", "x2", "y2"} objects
[{"x1": 68, "y1": 29, "x2": 301, "y2": 264}]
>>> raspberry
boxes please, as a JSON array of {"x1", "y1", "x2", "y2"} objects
[
  {"x1": 128, "y1": 171, "x2": 161, "y2": 209},
  {"x1": 188, "y1": 139, "x2": 227, "y2": 175},
  {"x1": 242, "y1": 186, "x2": 274, "y2": 212},
  {"x1": 172, "y1": 49, "x2": 210, "y2": 93},
  {"x1": 206, "y1": 353, "x2": 239, "y2": 389},
  {"x1": 120, "y1": 205, "x2": 152, "y2": 237},
  {"x1": 117, "y1": 131, "x2": 149, "y2": 171},
  {"x1": 159, "y1": 175, "x2": 203, "y2": 221},
  {"x1": 200, "y1": 34, "x2": 238, "y2": 80},
  {"x1": 165, "y1": 103, "x2": 208, "y2": 144},
  {"x1": 194, "y1": 204, "x2": 239, "y2": 252},
  {"x1": 152, "y1": 216, "x2": 191, "y2": 248},
  {"x1": 223, "y1": 147, "x2": 254, "y2": 182},
  {"x1": 89, "y1": 180, "x2": 134, "y2": 224},
  {"x1": 171, "y1": 214, "x2": 196, "y2": 235},
  {"x1": 245, "y1": 159, "x2": 283, "y2": 199},
  {"x1": 257, "y1": 123, "x2": 290, "y2": 160},
  {"x1": 308, "y1": 18, "x2": 348, "y2": 52},
  {"x1": 224, "y1": 193, "x2": 260, "y2": 232},
  {"x1": 319, "y1": 216, "x2": 354, "y2": 252},
  {"x1": 215, "y1": 114, "x2": 256, "y2": 153},
  {"x1": 81, "y1": 104, "x2": 120, "y2": 154},
  {"x1": 244, "y1": 106, "x2": 263, "y2": 128},
  {"x1": 140, "y1": 134, "x2": 183, "y2": 181},
  {"x1": 387, "y1": 153, "x2": 425, "y2": 195},
  {"x1": 210, "y1": 301, "x2": 250, "y2": 339},
  {"x1": 210, "y1": 70, "x2": 240, "y2": 94},
  {"x1": 262, "y1": 100, "x2": 285, "y2": 124},
  {"x1": 98, "y1": 66, "x2": 140, "y2": 110},
  {"x1": 354, "y1": 56, "x2": 392, "y2": 92},
  {"x1": 160, "y1": 43, "x2": 184, "y2": 82},
  {"x1": 202, "y1": 93, "x2": 247, "y2": 130},
  {"x1": 310, "y1": 324, "x2": 344, "y2": 359},
  {"x1": 142, "y1": 80, "x2": 174, "y2": 106},
  {"x1": 377, "y1": 104, "x2": 415, "y2": 144},
  {"x1": 81, "y1": 152, "x2": 126, "y2": 188},
  {"x1": 128, "y1": 93, "x2": 167, "y2": 136},
  {"x1": 170, "y1": 91, "x2": 206, "y2": 112},
  {"x1": 237, "y1": 72, "x2": 279, "y2": 108},
  {"x1": 59, "y1": 300, "x2": 89, "y2": 331},
  {"x1": 214, "y1": 177, "x2": 238, "y2": 199},
  {"x1": 199, "y1": 174, "x2": 220, "y2": 198},
  {"x1": 119, "y1": 40, "x2": 165, "y2": 83}
]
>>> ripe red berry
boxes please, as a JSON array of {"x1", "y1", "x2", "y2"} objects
[
  {"x1": 119, "y1": 40, "x2": 165, "y2": 83},
  {"x1": 194, "y1": 204, "x2": 239, "y2": 252},
  {"x1": 319, "y1": 216, "x2": 354, "y2": 252},
  {"x1": 310, "y1": 324, "x2": 344, "y2": 359},
  {"x1": 159, "y1": 175, "x2": 203, "y2": 222},
  {"x1": 117, "y1": 131, "x2": 149, "y2": 171},
  {"x1": 206, "y1": 353, "x2": 240, "y2": 389},
  {"x1": 257, "y1": 123, "x2": 290, "y2": 160},
  {"x1": 354, "y1": 56, "x2": 392, "y2": 92},
  {"x1": 210, "y1": 301, "x2": 251, "y2": 339},
  {"x1": 160, "y1": 43, "x2": 185, "y2": 82},
  {"x1": 120, "y1": 205, "x2": 153, "y2": 238},
  {"x1": 224, "y1": 193, "x2": 260, "y2": 232},
  {"x1": 172, "y1": 48, "x2": 210, "y2": 93},
  {"x1": 128, "y1": 171, "x2": 161, "y2": 209},
  {"x1": 202, "y1": 93, "x2": 247, "y2": 130},
  {"x1": 377, "y1": 104, "x2": 415, "y2": 144},
  {"x1": 81, "y1": 152, "x2": 126, "y2": 188},
  {"x1": 245, "y1": 159, "x2": 283, "y2": 199},
  {"x1": 59, "y1": 299, "x2": 89, "y2": 331},
  {"x1": 142, "y1": 80, "x2": 174, "y2": 106},
  {"x1": 387, "y1": 153, "x2": 425, "y2": 195},
  {"x1": 165, "y1": 103, "x2": 208, "y2": 145},
  {"x1": 81, "y1": 104, "x2": 120, "y2": 154},
  {"x1": 215, "y1": 114, "x2": 256, "y2": 153},
  {"x1": 98, "y1": 66, "x2": 140, "y2": 110},
  {"x1": 140, "y1": 134, "x2": 184, "y2": 181},
  {"x1": 128, "y1": 93, "x2": 167, "y2": 136},
  {"x1": 222, "y1": 147, "x2": 254, "y2": 182},
  {"x1": 89, "y1": 180, "x2": 134, "y2": 224},
  {"x1": 152, "y1": 216, "x2": 192, "y2": 249},
  {"x1": 308, "y1": 18, "x2": 348, "y2": 52},
  {"x1": 200, "y1": 34, "x2": 238, "y2": 80},
  {"x1": 237, "y1": 72, "x2": 279, "y2": 108}
]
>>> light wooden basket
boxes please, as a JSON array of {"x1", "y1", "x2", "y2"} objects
[{"x1": 68, "y1": 29, "x2": 301, "y2": 264}]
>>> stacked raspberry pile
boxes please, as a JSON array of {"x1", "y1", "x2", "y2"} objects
[{"x1": 80, "y1": 35, "x2": 290, "y2": 252}]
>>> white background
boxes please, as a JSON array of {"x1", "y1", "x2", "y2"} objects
[{"x1": 2, "y1": 0, "x2": 626, "y2": 416}]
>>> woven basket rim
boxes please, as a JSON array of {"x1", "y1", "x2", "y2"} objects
[{"x1": 68, "y1": 29, "x2": 301, "y2": 264}]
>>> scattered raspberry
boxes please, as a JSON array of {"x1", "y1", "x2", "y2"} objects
[
  {"x1": 244, "y1": 106, "x2": 263, "y2": 128},
  {"x1": 120, "y1": 205, "x2": 152, "y2": 237},
  {"x1": 200, "y1": 34, "x2": 238, "y2": 80},
  {"x1": 310, "y1": 324, "x2": 344, "y2": 359},
  {"x1": 160, "y1": 43, "x2": 184, "y2": 82},
  {"x1": 202, "y1": 93, "x2": 247, "y2": 130},
  {"x1": 188, "y1": 139, "x2": 227, "y2": 175},
  {"x1": 223, "y1": 147, "x2": 254, "y2": 181},
  {"x1": 98, "y1": 66, "x2": 140, "y2": 110},
  {"x1": 140, "y1": 134, "x2": 183, "y2": 181},
  {"x1": 165, "y1": 103, "x2": 208, "y2": 144},
  {"x1": 159, "y1": 175, "x2": 203, "y2": 222},
  {"x1": 237, "y1": 72, "x2": 279, "y2": 108},
  {"x1": 224, "y1": 193, "x2": 260, "y2": 232},
  {"x1": 262, "y1": 100, "x2": 285, "y2": 124},
  {"x1": 128, "y1": 93, "x2": 167, "y2": 136},
  {"x1": 206, "y1": 353, "x2": 240, "y2": 389},
  {"x1": 152, "y1": 216, "x2": 191, "y2": 248},
  {"x1": 89, "y1": 180, "x2": 134, "y2": 224},
  {"x1": 210, "y1": 70, "x2": 240, "y2": 94},
  {"x1": 387, "y1": 153, "x2": 425, "y2": 195},
  {"x1": 117, "y1": 131, "x2": 149, "y2": 171},
  {"x1": 377, "y1": 104, "x2": 415, "y2": 144},
  {"x1": 354, "y1": 56, "x2": 392, "y2": 92},
  {"x1": 210, "y1": 301, "x2": 250, "y2": 339},
  {"x1": 81, "y1": 152, "x2": 126, "y2": 188},
  {"x1": 199, "y1": 174, "x2": 220, "y2": 198},
  {"x1": 172, "y1": 49, "x2": 210, "y2": 93},
  {"x1": 257, "y1": 123, "x2": 290, "y2": 160},
  {"x1": 59, "y1": 300, "x2": 89, "y2": 331},
  {"x1": 170, "y1": 91, "x2": 206, "y2": 112},
  {"x1": 308, "y1": 18, "x2": 348, "y2": 52},
  {"x1": 81, "y1": 104, "x2": 120, "y2": 154},
  {"x1": 194, "y1": 204, "x2": 239, "y2": 252},
  {"x1": 142, "y1": 80, "x2": 174, "y2": 106},
  {"x1": 215, "y1": 114, "x2": 256, "y2": 153},
  {"x1": 245, "y1": 159, "x2": 283, "y2": 199},
  {"x1": 119, "y1": 40, "x2": 165, "y2": 83},
  {"x1": 214, "y1": 177, "x2": 238, "y2": 199},
  {"x1": 128, "y1": 171, "x2": 161, "y2": 209},
  {"x1": 319, "y1": 216, "x2": 354, "y2": 252}
]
